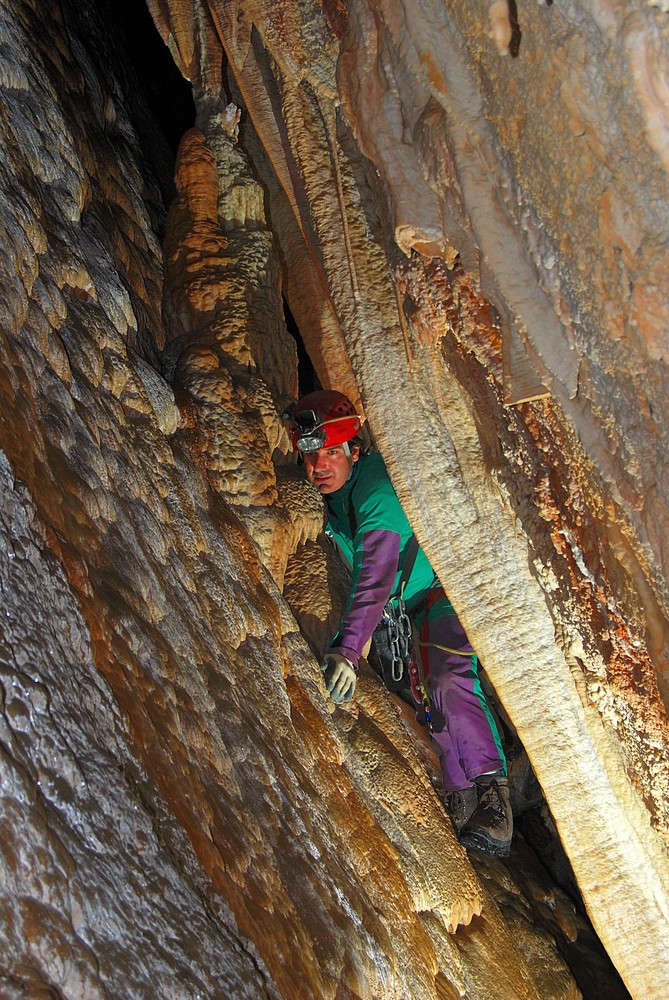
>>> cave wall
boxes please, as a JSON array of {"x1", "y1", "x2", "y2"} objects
[
  {"x1": 146, "y1": 0, "x2": 669, "y2": 994},
  {"x1": 1, "y1": 0, "x2": 668, "y2": 998}
]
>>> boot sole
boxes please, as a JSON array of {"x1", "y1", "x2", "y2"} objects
[{"x1": 460, "y1": 828, "x2": 511, "y2": 858}]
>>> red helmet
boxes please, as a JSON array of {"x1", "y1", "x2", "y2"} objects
[{"x1": 284, "y1": 390, "x2": 362, "y2": 452}]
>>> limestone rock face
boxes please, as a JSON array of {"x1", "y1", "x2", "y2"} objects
[{"x1": 0, "y1": 1, "x2": 667, "y2": 999}]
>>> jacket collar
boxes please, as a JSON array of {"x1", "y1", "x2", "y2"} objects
[{"x1": 325, "y1": 455, "x2": 360, "y2": 507}]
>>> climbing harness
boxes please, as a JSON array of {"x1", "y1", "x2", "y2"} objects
[
  {"x1": 374, "y1": 590, "x2": 436, "y2": 732},
  {"x1": 371, "y1": 534, "x2": 419, "y2": 692},
  {"x1": 416, "y1": 639, "x2": 478, "y2": 657},
  {"x1": 404, "y1": 581, "x2": 435, "y2": 730},
  {"x1": 368, "y1": 536, "x2": 478, "y2": 733},
  {"x1": 410, "y1": 586, "x2": 477, "y2": 733},
  {"x1": 413, "y1": 585, "x2": 478, "y2": 659},
  {"x1": 407, "y1": 645, "x2": 433, "y2": 731}
]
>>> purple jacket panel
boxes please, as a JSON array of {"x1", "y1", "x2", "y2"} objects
[{"x1": 329, "y1": 528, "x2": 401, "y2": 665}]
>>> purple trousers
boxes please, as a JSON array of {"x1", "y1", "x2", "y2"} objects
[{"x1": 415, "y1": 596, "x2": 506, "y2": 792}]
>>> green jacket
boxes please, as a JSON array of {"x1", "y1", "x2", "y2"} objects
[{"x1": 325, "y1": 453, "x2": 437, "y2": 663}]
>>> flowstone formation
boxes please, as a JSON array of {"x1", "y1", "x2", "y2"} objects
[
  {"x1": 144, "y1": 0, "x2": 669, "y2": 995},
  {"x1": 0, "y1": 1, "x2": 667, "y2": 999}
]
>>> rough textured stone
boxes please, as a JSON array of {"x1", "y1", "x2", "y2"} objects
[
  {"x1": 2, "y1": 0, "x2": 667, "y2": 997},
  {"x1": 171, "y1": 0, "x2": 668, "y2": 995}
]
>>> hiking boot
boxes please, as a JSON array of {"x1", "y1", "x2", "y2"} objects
[
  {"x1": 460, "y1": 779, "x2": 513, "y2": 857},
  {"x1": 444, "y1": 785, "x2": 479, "y2": 834}
]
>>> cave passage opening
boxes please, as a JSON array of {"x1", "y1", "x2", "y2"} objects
[
  {"x1": 283, "y1": 298, "x2": 320, "y2": 398},
  {"x1": 108, "y1": 0, "x2": 196, "y2": 156}
]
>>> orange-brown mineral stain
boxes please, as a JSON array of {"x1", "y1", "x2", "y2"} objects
[
  {"x1": 321, "y1": 0, "x2": 347, "y2": 39},
  {"x1": 420, "y1": 50, "x2": 446, "y2": 96}
]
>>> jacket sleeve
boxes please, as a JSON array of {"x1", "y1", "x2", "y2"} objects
[{"x1": 328, "y1": 528, "x2": 401, "y2": 666}]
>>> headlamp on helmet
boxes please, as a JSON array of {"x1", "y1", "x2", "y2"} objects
[{"x1": 293, "y1": 409, "x2": 326, "y2": 452}]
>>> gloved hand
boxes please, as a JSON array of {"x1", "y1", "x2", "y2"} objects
[{"x1": 321, "y1": 653, "x2": 357, "y2": 703}]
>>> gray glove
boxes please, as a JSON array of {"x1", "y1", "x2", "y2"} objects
[{"x1": 321, "y1": 653, "x2": 357, "y2": 703}]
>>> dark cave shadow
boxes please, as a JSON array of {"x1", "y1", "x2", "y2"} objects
[{"x1": 508, "y1": 0, "x2": 522, "y2": 59}]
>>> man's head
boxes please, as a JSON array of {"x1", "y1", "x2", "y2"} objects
[
  {"x1": 283, "y1": 390, "x2": 363, "y2": 494},
  {"x1": 302, "y1": 440, "x2": 361, "y2": 494}
]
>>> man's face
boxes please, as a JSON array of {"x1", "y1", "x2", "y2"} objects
[{"x1": 302, "y1": 443, "x2": 360, "y2": 494}]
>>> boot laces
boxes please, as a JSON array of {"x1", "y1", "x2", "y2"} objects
[
  {"x1": 447, "y1": 789, "x2": 466, "y2": 812},
  {"x1": 479, "y1": 781, "x2": 507, "y2": 827},
  {"x1": 445, "y1": 786, "x2": 477, "y2": 829}
]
